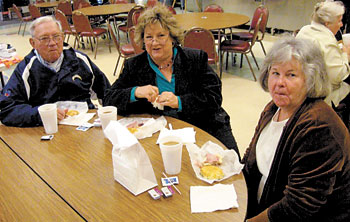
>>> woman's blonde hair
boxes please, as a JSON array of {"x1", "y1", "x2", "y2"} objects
[
  {"x1": 312, "y1": 1, "x2": 344, "y2": 25},
  {"x1": 134, "y1": 3, "x2": 184, "y2": 49}
]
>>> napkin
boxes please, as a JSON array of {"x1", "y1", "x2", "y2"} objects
[
  {"x1": 156, "y1": 127, "x2": 196, "y2": 144},
  {"x1": 57, "y1": 101, "x2": 94, "y2": 126},
  {"x1": 186, "y1": 141, "x2": 243, "y2": 184},
  {"x1": 118, "y1": 116, "x2": 167, "y2": 139},
  {"x1": 190, "y1": 184, "x2": 238, "y2": 213}
]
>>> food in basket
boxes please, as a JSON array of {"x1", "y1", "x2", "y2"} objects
[
  {"x1": 66, "y1": 109, "x2": 79, "y2": 117},
  {"x1": 203, "y1": 153, "x2": 223, "y2": 166},
  {"x1": 200, "y1": 165, "x2": 224, "y2": 180}
]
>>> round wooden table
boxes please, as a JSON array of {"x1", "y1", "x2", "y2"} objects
[
  {"x1": 35, "y1": 1, "x2": 59, "y2": 8},
  {"x1": 174, "y1": 12, "x2": 250, "y2": 31},
  {"x1": 73, "y1": 3, "x2": 135, "y2": 16}
]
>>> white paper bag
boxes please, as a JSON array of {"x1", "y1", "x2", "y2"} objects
[{"x1": 104, "y1": 121, "x2": 158, "y2": 195}]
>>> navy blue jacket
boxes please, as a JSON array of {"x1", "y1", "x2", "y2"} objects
[{"x1": 0, "y1": 44, "x2": 110, "y2": 127}]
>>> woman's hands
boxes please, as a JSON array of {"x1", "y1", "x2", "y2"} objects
[
  {"x1": 157, "y1": 91, "x2": 179, "y2": 109},
  {"x1": 134, "y1": 85, "x2": 178, "y2": 109},
  {"x1": 135, "y1": 85, "x2": 159, "y2": 102}
]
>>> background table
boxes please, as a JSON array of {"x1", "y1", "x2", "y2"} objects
[
  {"x1": 74, "y1": 3, "x2": 135, "y2": 16},
  {"x1": 0, "y1": 139, "x2": 85, "y2": 221},
  {"x1": 0, "y1": 114, "x2": 247, "y2": 221},
  {"x1": 35, "y1": 1, "x2": 60, "y2": 9},
  {"x1": 174, "y1": 12, "x2": 249, "y2": 31}
]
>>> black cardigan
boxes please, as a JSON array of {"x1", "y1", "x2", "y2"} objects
[{"x1": 104, "y1": 46, "x2": 231, "y2": 139}]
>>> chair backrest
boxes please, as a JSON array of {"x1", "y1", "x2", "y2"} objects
[
  {"x1": 36, "y1": 0, "x2": 45, "y2": 3},
  {"x1": 12, "y1": 4, "x2": 23, "y2": 20},
  {"x1": 204, "y1": 4, "x2": 224, "y2": 13},
  {"x1": 107, "y1": 22, "x2": 121, "y2": 53},
  {"x1": 78, "y1": 1, "x2": 91, "y2": 9},
  {"x1": 72, "y1": 11, "x2": 93, "y2": 33},
  {"x1": 55, "y1": 9, "x2": 73, "y2": 33},
  {"x1": 73, "y1": 0, "x2": 85, "y2": 10},
  {"x1": 127, "y1": 5, "x2": 145, "y2": 29},
  {"x1": 147, "y1": 0, "x2": 158, "y2": 8},
  {"x1": 28, "y1": 4, "x2": 42, "y2": 19},
  {"x1": 250, "y1": 5, "x2": 269, "y2": 35},
  {"x1": 57, "y1": 0, "x2": 72, "y2": 16},
  {"x1": 250, "y1": 14, "x2": 263, "y2": 48},
  {"x1": 128, "y1": 26, "x2": 144, "y2": 54},
  {"x1": 167, "y1": 6, "x2": 176, "y2": 15},
  {"x1": 113, "y1": 0, "x2": 128, "y2": 3},
  {"x1": 184, "y1": 27, "x2": 217, "y2": 64}
]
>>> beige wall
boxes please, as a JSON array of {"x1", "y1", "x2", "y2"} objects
[{"x1": 188, "y1": 0, "x2": 324, "y2": 31}]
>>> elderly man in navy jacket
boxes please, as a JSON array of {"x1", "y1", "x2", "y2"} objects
[{"x1": 0, "y1": 16, "x2": 110, "y2": 127}]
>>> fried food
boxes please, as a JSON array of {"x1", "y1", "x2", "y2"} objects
[
  {"x1": 66, "y1": 109, "x2": 79, "y2": 117},
  {"x1": 200, "y1": 165, "x2": 224, "y2": 180}
]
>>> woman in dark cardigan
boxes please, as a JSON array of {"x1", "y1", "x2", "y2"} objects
[
  {"x1": 103, "y1": 4, "x2": 240, "y2": 159},
  {"x1": 243, "y1": 36, "x2": 350, "y2": 222}
]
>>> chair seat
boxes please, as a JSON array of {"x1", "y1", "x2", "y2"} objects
[
  {"x1": 121, "y1": 43, "x2": 135, "y2": 55},
  {"x1": 221, "y1": 40, "x2": 250, "y2": 51},
  {"x1": 23, "y1": 16, "x2": 32, "y2": 22},
  {"x1": 118, "y1": 25, "x2": 127, "y2": 32},
  {"x1": 80, "y1": 28, "x2": 106, "y2": 37},
  {"x1": 232, "y1": 32, "x2": 253, "y2": 40}
]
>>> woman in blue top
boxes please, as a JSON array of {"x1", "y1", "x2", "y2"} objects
[{"x1": 104, "y1": 3, "x2": 240, "y2": 159}]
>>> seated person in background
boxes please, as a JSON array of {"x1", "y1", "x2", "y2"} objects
[
  {"x1": 0, "y1": 16, "x2": 110, "y2": 127},
  {"x1": 243, "y1": 36, "x2": 350, "y2": 222},
  {"x1": 103, "y1": 3, "x2": 240, "y2": 160},
  {"x1": 296, "y1": 0, "x2": 350, "y2": 129}
]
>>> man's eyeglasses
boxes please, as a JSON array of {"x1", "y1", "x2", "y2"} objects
[{"x1": 35, "y1": 34, "x2": 63, "y2": 45}]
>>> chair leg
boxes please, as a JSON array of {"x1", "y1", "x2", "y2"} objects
[
  {"x1": 225, "y1": 52, "x2": 229, "y2": 70},
  {"x1": 73, "y1": 36, "x2": 77, "y2": 49},
  {"x1": 107, "y1": 33, "x2": 111, "y2": 53},
  {"x1": 114, "y1": 54, "x2": 121, "y2": 76},
  {"x1": 250, "y1": 50, "x2": 260, "y2": 70},
  {"x1": 94, "y1": 37, "x2": 99, "y2": 59},
  {"x1": 259, "y1": 41, "x2": 266, "y2": 56},
  {"x1": 22, "y1": 22, "x2": 27, "y2": 36},
  {"x1": 240, "y1": 53, "x2": 243, "y2": 68},
  {"x1": 89, "y1": 37, "x2": 94, "y2": 52},
  {"x1": 219, "y1": 50, "x2": 224, "y2": 79},
  {"x1": 244, "y1": 54, "x2": 257, "y2": 81},
  {"x1": 18, "y1": 21, "x2": 23, "y2": 35}
]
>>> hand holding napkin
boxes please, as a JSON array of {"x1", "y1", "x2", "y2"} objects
[{"x1": 57, "y1": 101, "x2": 94, "y2": 126}]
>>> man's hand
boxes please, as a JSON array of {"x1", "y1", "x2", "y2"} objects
[{"x1": 57, "y1": 108, "x2": 68, "y2": 121}]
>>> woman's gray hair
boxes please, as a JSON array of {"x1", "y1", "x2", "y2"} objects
[
  {"x1": 259, "y1": 35, "x2": 330, "y2": 99},
  {"x1": 312, "y1": 1, "x2": 344, "y2": 25},
  {"x1": 134, "y1": 3, "x2": 184, "y2": 49},
  {"x1": 29, "y1": 16, "x2": 62, "y2": 37}
]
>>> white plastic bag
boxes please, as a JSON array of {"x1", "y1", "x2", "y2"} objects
[{"x1": 104, "y1": 121, "x2": 157, "y2": 195}]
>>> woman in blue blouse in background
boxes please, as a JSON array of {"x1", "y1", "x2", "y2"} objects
[{"x1": 103, "y1": 3, "x2": 240, "y2": 159}]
